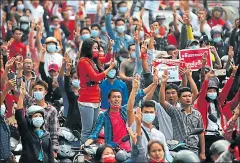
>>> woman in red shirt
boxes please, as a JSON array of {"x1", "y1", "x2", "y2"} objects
[{"x1": 77, "y1": 38, "x2": 115, "y2": 143}]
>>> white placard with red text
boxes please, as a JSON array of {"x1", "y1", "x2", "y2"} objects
[
  {"x1": 153, "y1": 59, "x2": 186, "y2": 82},
  {"x1": 179, "y1": 48, "x2": 212, "y2": 71}
]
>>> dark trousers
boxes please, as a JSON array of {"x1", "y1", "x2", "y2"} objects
[{"x1": 204, "y1": 135, "x2": 224, "y2": 163}]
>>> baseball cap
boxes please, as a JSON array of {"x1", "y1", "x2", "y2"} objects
[
  {"x1": 155, "y1": 51, "x2": 171, "y2": 59},
  {"x1": 48, "y1": 64, "x2": 59, "y2": 72}
]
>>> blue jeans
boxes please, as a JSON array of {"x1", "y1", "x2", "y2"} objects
[{"x1": 79, "y1": 104, "x2": 99, "y2": 143}]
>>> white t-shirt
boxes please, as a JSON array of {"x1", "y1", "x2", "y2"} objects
[
  {"x1": 24, "y1": 1, "x2": 44, "y2": 23},
  {"x1": 44, "y1": 52, "x2": 63, "y2": 77},
  {"x1": 206, "y1": 102, "x2": 222, "y2": 135}
]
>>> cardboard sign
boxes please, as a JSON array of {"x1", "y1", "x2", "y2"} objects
[
  {"x1": 179, "y1": 48, "x2": 212, "y2": 71},
  {"x1": 153, "y1": 59, "x2": 186, "y2": 82},
  {"x1": 144, "y1": 1, "x2": 160, "y2": 11}
]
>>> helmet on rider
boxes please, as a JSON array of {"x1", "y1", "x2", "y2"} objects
[
  {"x1": 172, "y1": 150, "x2": 200, "y2": 163},
  {"x1": 210, "y1": 140, "x2": 230, "y2": 161}
]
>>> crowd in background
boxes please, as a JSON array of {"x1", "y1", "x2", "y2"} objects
[{"x1": 0, "y1": 0, "x2": 240, "y2": 163}]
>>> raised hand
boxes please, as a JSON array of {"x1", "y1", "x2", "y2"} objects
[
  {"x1": 210, "y1": 46, "x2": 217, "y2": 54},
  {"x1": 228, "y1": 46, "x2": 234, "y2": 61},
  {"x1": 109, "y1": 59, "x2": 115, "y2": 69},
  {"x1": 161, "y1": 69, "x2": 168, "y2": 83},
  {"x1": 135, "y1": 107, "x2": 142, "y2": 124},
  {"x1": 185, "y1": 64, "x2": 192, "y2": 78},
  {"x1": 5, "y1": 57, "x2": 16, "y2": 70},
  {"x1": 5, "y1": 79, "x2": 16, "y2": 91},
  {"x1": 65, "y1": 58, "x2": 72, "y2": 72},
  {"x1": 19, "y1": 82, "x2": 26, "y2": 97},
  {"x1": 127, "y1": 127, "x2": 137, "y2": 145},
  {"x1": 106, "y1": 34, "x2": 114, "y2": 51},
  {"x1": 202, "y1": 52, "x2": 207, "y2": 67},
  {"x1": 106, "y1": 0, "x2": 112, "y2": 14},
  {"x1": 231, "y1": 63, "x2": 239, "y2": 76},
  {"x1": 149, "y1": 24, "x2": 155, "y2": 37},
  {"x1": 153, "y1": 69, "x2": 159, "y2": 85},
  {"x1": 134, "y1": 31, "x2": 140, "y2": 43},
  {"x1": 205, "y1": 70, "x2": 215, "y2": 80},
  {"x1": 132, "y1": 74, "x2": 140, "y2": 89}
]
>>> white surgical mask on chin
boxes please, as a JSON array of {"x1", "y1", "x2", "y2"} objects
[{"x1": 1, "y1": 104, "x2": 6, "y2": 116}]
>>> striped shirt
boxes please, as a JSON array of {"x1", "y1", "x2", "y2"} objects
[{"x1": 165, "y1": 103, "x2": 204, "y2": 151}]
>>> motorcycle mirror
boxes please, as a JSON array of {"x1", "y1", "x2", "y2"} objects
[
  {"x1": 190, "y1": 128, "x2": 204, "y2": 136},
  {"x1": 121, "y1": 135, "x2": 130, "y2": 142},
  {"x1": 208, "y1": 114, "x2": 217, "y2": 123}
]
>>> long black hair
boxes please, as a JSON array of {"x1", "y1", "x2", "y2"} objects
[
  {"x1": 80, "y1": 38, "x2": 103, "y2": 73},
  {"x1": 95, "y1": 144, "x2": 114, "y2": 163},
  {"x1": 206, "y1": 87, "x2": 221, "y2": 118}
]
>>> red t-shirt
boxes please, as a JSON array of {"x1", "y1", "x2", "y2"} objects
[
  {"x1": 8, "y1": 41, "x2": 27, "y2": 59},
  {"x1": 167, "y1": 34, "x2": 178, "y2": 48},
  {"x1": 207, "y1": 17, "x2": 225, "y2": 28},
  {"x1": 61, "y1": 20, "x2": 75, "y2": 40},
  {"x1": 109, "y1": 111, "x2": 131, "y2": 152}
]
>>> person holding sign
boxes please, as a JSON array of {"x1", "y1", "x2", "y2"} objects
[{"x1": 159, "y1": 68, "x2": 206, "y2": 161}]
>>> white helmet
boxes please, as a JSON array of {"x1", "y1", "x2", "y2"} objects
[{"x1": 26, "y1": 105, "x2": 44, "y2": 117}]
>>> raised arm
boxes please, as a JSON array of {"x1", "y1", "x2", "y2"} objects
[
  {"x1": 185, "y1": 65, "x2": 199, "y2": 102},
  {"x1": 134, "y1": 30, "x2": 142, "y2": 75},
  {"x1": 105, "y1": 1, "x2": 116, "y2": 40},
  {"x1": 159, "y1": 70, "x2": 169, "y2": 109},
  {"x1": 127, "y1": 75, "x2": 139, "y2": 127},
  {"x1": 144, "y1": 70, "x2": 159, "y2": 101},
  {"x1": 210, "y1": 46, "x2": 222, "y2": 69}
]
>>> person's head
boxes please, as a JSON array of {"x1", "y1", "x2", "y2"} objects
[
  {"x1": 152, "y1": 21, "x2": 160, "y2": 35},
  {"x1": 147, "y1": 140, "x2": 165, "y2": 162},
  {"x1": 197, "y1": 8, "x2": 207, "y2": 21},
  {"x1": 80, "y1": 38, "x2": 100, "y2": 59},
  {"x1": 91, "y1": 24, "x2": 101, "y2": 38},
  {"x1": 62, "y1": 9, "x2": 70, "y2": 20},
  {"x1": 172, "y1": 150, "x2": 200, "y2": 163},
  {"x1": 45, "y1": 37, "x2": 58, "y2": 53},
  {"x1": 115, "y1": 18, "x2": 126, "y2": 34},
  {"x1": 141, "y1": 101, "x2": 156, "y2": 124},
  {"x1": 19, "y1": 16, "x2": 30, "y2": 32},
  {"x1": 85, "y1": 16, "x2": 92, "y2": 27},
  {"x1": 80, "y1": 27, "x2": 91, "y2": 41},
  {"x1": 210, "y1": 140, "x2": 230, "y2": 161},
  {"x1": 207, "y1": 80, "x2": 219, "y2": 101},
  {"x1": 212, "y1": 6, "x2": 223, "y2": 19},
  {"x1": 235, "y1": 18, "x2": 240, "y2": 28},
  {"x1": 15, "y1": 0, "x2": 24, "y2": 11},
  {"x1": 51, "y1": 16, "x2": 59, "y2": 27},
  {"x1": 108, "y1": 89, "x2": 122, "y2": 109},
  {"x1": 156, "y1": 14, "x2": 166, "y2": 26},
  {"x1": 211, "y1": 25, "x2": 223, "y2": 43},
  {"x1": 199, "y1": 35, "x2": 210, "y2": 47},
  {"x1": 23, "y1": 58, "x2": 33, "y2": 73},
  {"x1": 95, "y1": 145, "x2": 115, "y2": 163},
  {"x1": 178, "y1": 87, "x2": 193, "y2": 107},
  {"x1": 48, "y1": 64, "x2": 59, "y2": 78},
  {"x1": 165, "y1": 83, "x2": 179, "y2": 105},
  {"x1": 66, "y1": 5, "x2": 74, "y2": 16},
  {"x1": 166, "y1": 45, "x2": 177, "y2": 59},
  {"x1": 25, "y1": 9, "x2": 32, "y2": 17},
  {"x1": 31, "y1": 0, "x2": 40, "y2": 7},
  {"x1": 13, "y1": 27, "x2": 22, "y2": 42},
  {"x1": 128, "y1": 44, "x2": 136, "y2": 59},
  {"x1": 130, "y1": 18, "x2": 139, "y2": 31},
  {"x1": 100, "y1": 20, "x2": 107, "y2": 33},
  {"x1": 32, "y1": 80, "x2": 48, "y2": 101},
  {"x1": 187, "y1": 40, "x2": 200, "y2": 49},
  {"x1": 105, "y1": 64, "x2": 117, "y2": 79},
  {"x1": 26, "y1": 105, "x2": 45, "y2": 129},
  {"x1": 70, "y1": 68, "x2": 79, "y2": 89},
  {"x1": 117, "y1": 1, "x2": 128, "y2": 15}
]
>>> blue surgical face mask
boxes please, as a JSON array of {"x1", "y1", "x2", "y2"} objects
[
  {"x1": 72, "y1": 79, "x2": 80, "y2": 88},
  {"x1": 91, "y1": 30, "x2": 99, "y2": 38},
  {"x1": 107, "y1": 69, "x2": 117, "y2": 79},
  {"x1": 131, "y1": 25, "x2": 136, "y2": 31},
  {"x1": 116, "y1": 25, "x2": 125, "y2": 34},
  {"x1": 190, "y1": 45, "x2": 199, "y2": 49},
  {"x1": 32, "y1": 117, "x2": 44, "y2": 128},
  {"x1": 154, "y1": 29, "x2": 159, "y2": 35},
  {"x1": 81, "y1": 34, "x2": 90, "y2": 41},
  {"x1": 56, "y1": 46, "x2": 61, "y2": 53},
  {"x1": 119, "y1": 6, "x2": 127, "y2": 14},
  {"x1": 33, "y1": 91, "x2": 45, "y2": 101},
  {"x1": 130, "y1": 52, "x2": 136, "y2": 59},
  {"x1": 1, "y1": 104, "x2": 6, "y2": 116},
  {"x1": 101, "y1": 26, "x2": 107, "y2": 33},
  {"x1": 119, "y1": 56, "x2": 126, "y2": 62},
  {"x1": 21, "y1": 24, "x2": 29, "y2": 31},
  {"x1": 140, "y1": 31, "x2": 144, "y2": 39},
  {"x1": 47, "y1": 44, "x2": 56, "y2": 53},
  {"x1": 17, "y1": 4, "x2": 24, "y2": 11},
  {"x1": 142, "y1": 113, "x2": 155, "y2": 124},
  {"x1": 213, "y1": 37, "x2": 222, "y2": 43},
  {"x1": 207, "y1": 92, "x2": 217, "y2": 100}
]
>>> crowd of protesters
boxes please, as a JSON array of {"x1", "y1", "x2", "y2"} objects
[{"x1": 0, "y1": 0, "x2": 240, "y2": 163}]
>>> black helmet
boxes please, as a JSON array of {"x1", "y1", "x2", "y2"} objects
[
  {"x1": 210, "y1": 140, "x2": 230, "y2": 156},
  {"x1": 173, "y1": 150, "x2": 200, "y2": 163}
]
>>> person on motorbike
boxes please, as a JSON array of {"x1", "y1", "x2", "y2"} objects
[
  {"x1": 172, "y1": 150, "x2": 200, "y2": 163},
  {"x1": 15, "y1": 84, "x2": 54, "y2": 163}
]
